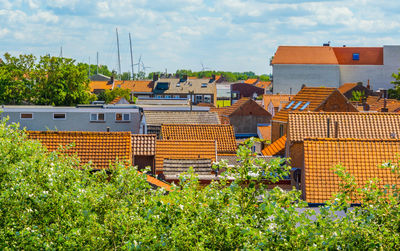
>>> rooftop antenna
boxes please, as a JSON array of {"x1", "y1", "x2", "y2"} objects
[
  {"x1": 96, "y1": 52, "x2": 99, "y2": 74},
  {"x1": 116, "y1": 28, "x2": 121, "y2": 79},
  {"x1": 129, "y1": 33, "x2": 135, "y2": 80}
]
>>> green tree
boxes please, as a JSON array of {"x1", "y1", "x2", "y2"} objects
[
  {"x1": 350, "y1": 90, "x2": 365, "y2": 102},
  {"x1": 0, "y1": 53, "x2": 36, "y2": 104},
  {"x1": 390, "y1": 69, "x2": 400, "y2": 99},
  {"x1": 33, "y1": 56, "x2": 96, "y2": 106},
  {"x1": 97, "y1": 87, "x2": 131, "y2": 103}
]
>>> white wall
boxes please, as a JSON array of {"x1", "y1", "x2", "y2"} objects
[
  {"x1": 339, "y1": 65, "x2": 397, "y2": 90},
  {"x1": 272, "y1": 64, "x2": 340, "y2": 94}
]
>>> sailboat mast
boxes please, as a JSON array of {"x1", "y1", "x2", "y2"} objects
[
  {"x1": 129, "y1": 33, "x2": 134, "y2": 80},
  {"x1": 116, "y1": 28, "x2": 121, "y2": 79}
]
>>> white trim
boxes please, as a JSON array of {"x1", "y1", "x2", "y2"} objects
[
  {"x1": 90, "y1": 113, "x2": 105, "y2": 121},
  {"x1": 115, "y1": 112, "x2": 131, "y2": 121},
  {"x1": 53, "y1": 113, "x2": 66, "y2": 120},
  {"x1": 20, "y1": 113, "x2": 34, "y2": 120}
]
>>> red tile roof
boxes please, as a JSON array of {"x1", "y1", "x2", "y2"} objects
[
  {"x1": 161, "y1": 124, "x2": 237, "y2": 154},
  {"x1": 27, "y1": 131, "x2": 132, "y2": 169},
  {"x1": 263, "y1": 94, "x2": 292, "y2": 108},
  {"x1": 155, "y1": 140, "x2": 216, "y2": 173},
  {"x1": 121, "y1": 80, "x2": 154, "y2": 93},
  {"x1": 244, "y1": 78, "x2": 258, "y2": 84},
  {"x1": 304, "y1": 138, "x2": 400, "y2": 203},
  {"x1": 338, "y1": 83, "x2": 359, "y2": 94},
  {"x1": 132, "y1": 134, "x2": 157, "y2": 156},
  {"x1": 255, "y1": 81, "x2": 271, "y2": 89},
  {"x1": 90, "y1": 81, "x2": 112, "y2": 92},
  {"x1": 272, "y1": 46, "x2": 384, "y2": 65},
  {"x1": 258, "y1": 125, "x2": 271, "y2": 141},
  {"x1": 273, "y1": 87, "x2": 337, "y2": 122},
  {"x1": 261, "y1": 135, "x2": 286, "y2": 156},
  {"x1": 366, "y1": 96, "x2": 400, "y2": 112},
  {"x1": 288, "y1": 112, "x2": 400, "y2": 142}
]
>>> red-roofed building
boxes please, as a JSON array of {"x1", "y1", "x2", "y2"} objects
[{"x1": 271, "y1": 45, "x2": 400, "y2": 94}]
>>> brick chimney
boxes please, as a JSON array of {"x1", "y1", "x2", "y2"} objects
[{"x1": 381, "y1": 89, "x2": 388, "y2": 112}]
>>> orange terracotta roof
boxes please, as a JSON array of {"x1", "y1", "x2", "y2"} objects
[
  {"x1": 272, "y1": 46, "x2": 383, "y2": 65},
  {"x1": 161, "y1": 124, "x2": 237, "y2": 154},
  {"x1": 109, "y1": 96, "x2": 123, "y2": 104},
  {"x1": 90, "y1": 81, "x2": 112, "y2": 92},
  {"x1": 244, "y1": 78, "x2": 258, "y2": 84},
  {"x1": 271, "y1": 46, "x2": 338, "y2": 65},
  {"x1": 27, "y1": 131, "x2": 132, "y2": 169},
  {"x1": 263, "y1": 94, "x2": 292, "y2": 108},
  {"x1": 155, "y1": 140, "x2": 216, "y2": 173},
  {"x1": 338, "y1": 83, "x2": 358, "y2": 94},
  {"x1": 366, "y1": 96, "x2": 400, "y2": 112},
  {"x1": 333, "y1": 47, "x2": 383, "y2": 65},
  {"x1": 145, "y1": 173, "x2": 172, "y2": 191},
  {"x1": 121, "y1": 80, "x2": 154, "y2": 93},
  {"x1": 255, "y1": 81, "x2": 271, "y2": 89},
  {"x1": 261, "y1": 135, "x2": 286, "y2": 156},
  {"x1": 132, "y1": 134, "x2": 157, "y2": 156},
  {"x1": 288, "y1": 112, "x2": 400, "y2": 142},
  {"x1": 258, "y1": 125, "x2": 271, "y2": 141},
  {"x1": 273, "y1": 87, "x2": 337, "y2": 122},
  {"x1": 303, "y1": 138, "x2": 400, "y2": 204}
]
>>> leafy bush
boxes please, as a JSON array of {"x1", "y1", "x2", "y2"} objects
[{"x1": 1, "y1": 119, "x2": 400, "y2": 249}]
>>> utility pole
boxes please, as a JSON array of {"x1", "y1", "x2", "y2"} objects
[
  {"x1": 96, "y1": 52, "x2": 99, "y2": 75},
  {"x1": 116, "y1": 28, "x2": 121, "y2": 79},
  {"x1": 129, "y1": 33, "x2": 135, "y2": 80}
]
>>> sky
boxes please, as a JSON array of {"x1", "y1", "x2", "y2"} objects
[{"x1": 1, "y1": 0, "x2": 400, "y2": 75}]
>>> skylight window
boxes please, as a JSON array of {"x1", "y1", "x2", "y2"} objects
[
  {"x1": 352, "y1": 53, "x2": 359, "y2": 60},
  {"x1": 292, "y1": 101, "x2": 303, "y2": 110},
  {"x1": 285, "y1": 101, "x2": 295, "y2": 109},
  {"x1": 299, "y1": 101, "x2": 310, "y2": 111},
  {"x1": 201, "y1": 83, "x2": 207, "y2": 88}
]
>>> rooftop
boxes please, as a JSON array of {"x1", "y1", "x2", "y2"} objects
[
  {"x1": 261, "y1": 135, "x2": 286, "y2": 156},
  {"x1": 288, "y1": 112, "x2": 400, "y2": 141},
  {"x1": 132, "y1": 134, "x2": 157, "y2": 156},
  {"x1": 271, "y1": 46, "x2": 384, "y2": 65},
  {"x1": 144, "y1": 111, "x2": 220, "y2": 126},
  {"x1": 304, "y1": 138, "x2": 400, "y2": 204},
  {"x1": 161, "y1": 124, "x2": 237, "y2": 154}
]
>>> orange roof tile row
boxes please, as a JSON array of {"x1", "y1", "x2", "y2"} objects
[
  {"x1": 28, "y1": 131, "x2": 170, "y2": 190},
  {"x1": 155, "y1": 140, "x2": 217, "y2": 173},
  {"x1": 337, "y1": 83, "x2": 359, "y2": 94},
  {"x1": 90, "y1": 81, "x2": 112, "y2": 92},
  {"x1": 272, "y1": 46, "x2": 383, "y2": 65},
  {"x1": 273, "y1": 87, "x2": 337, "y2": 122},
  {"x1": 161, "y1": 124, "x2": 237, "y2": 154},
  {"x1": 263, "y1": 94, "x2": 292, "y2": 108},
  {"x1": 366, "y1": 96, "x2": 400, "y2": 112},
  {"x1": 27, "y1": 131, "x2": 132, "y2": 169},
  {"x1": 132, "y1": 134, "x2": 157, "y2": 156},
  {"x1": 258, "y1": 125, "x2": 271, "y2": 141},
  {"x1": 244, "y1": 78, "x2": 259, "y2": 84},
  {"x1": 288, "y1": 112, "x2": 400, "y2": 142},
  {"x1": 304, "y1": 138, "x2": 400, "y2": 204},
  {"x1": 261, "y1": 135, "x2": 286, "y2": 156},
  {"x1": 89, "y1": 80, "x2": 154, "y2": 93}
]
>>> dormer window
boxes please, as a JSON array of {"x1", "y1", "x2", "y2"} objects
[
  {"x1": 201, "y1": 83, "x2": 207, "y2": 88},
  {"x1": 352, "y1": 53, "x2": 359, "y2": 60},
  {"x1": 292, "y1": 101, "x2": 303, "y2": 110},
  {"x1": 285, "y1": 101, "x2": 295, "y2": 109}
]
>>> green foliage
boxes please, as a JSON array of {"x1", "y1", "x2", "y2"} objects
[
  {"x1": 97, "y1": 87, "x2": 131, "y2": 103},
  {"x1": 350, "y1": 90, "x2": 365, "y2": 102},
  {"x1": 390, "y1": 70, "x2": 400, "y2": 100},
  {"x1": 0, "y1": 53, "x2": 96, "y2": 106},
  {"x1": 1, "y1": 123, "x2": 400, "y2": 249},
  {"x1": 155, "y1": 70, "x2": 270, "y2": 82}
]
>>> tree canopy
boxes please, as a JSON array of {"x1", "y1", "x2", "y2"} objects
[
  {"x1": 1, "y1": 119, "x2": 400, "y2": 249},
  {"x1": 0, "y1": 53, "x2": 96, "y2": 106}
]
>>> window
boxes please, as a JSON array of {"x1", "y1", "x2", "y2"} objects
[
  {"x1": 53, "y1": 113, "x2": 66, "y2": 120},
  {"x1": 20, "y1": 113, "x2": 33, "y2": 120},
  {"x1": 116, "y1": 113, "x2": 130, "y2": 121},
  {"x1": 204, "y1": 95, "x2": 211, "y2": 103},
  {"x1": 352, "y1": 53, "x2": 359, "y2": 60},
  {"x1": 165, "y1": 95, "x2": 171, "y2": 99},
  {"x1": 196, "y1": 95, "x2": 203, "y2": 102},
  {"x1": 176, "y1": 83, "x2": 181, "y2": 87},
  {"x1": 174, "y1": 95, "x2": 180, "y2": 99},
  {"x1": 285, "y1": 100, "x2": 295, "y2": 109},
  {"x1": 201, "y1": 83, "x2": 207, "y2": 88},
  {"x1": 299, "y1": 101, "x2": 310, "y2": 111},
  {"x1": 90, "y1": 113, "x2": 105, "y2": 121},
  {"x1": 279, "y1": 124, "x2": 284, "y2": 137},
  {"x1": 292, "y1": 101, "x2": 303, "y2": 110},
  {"x1": 156, "y1": 95, "x2": 163, "y2": 99}
]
